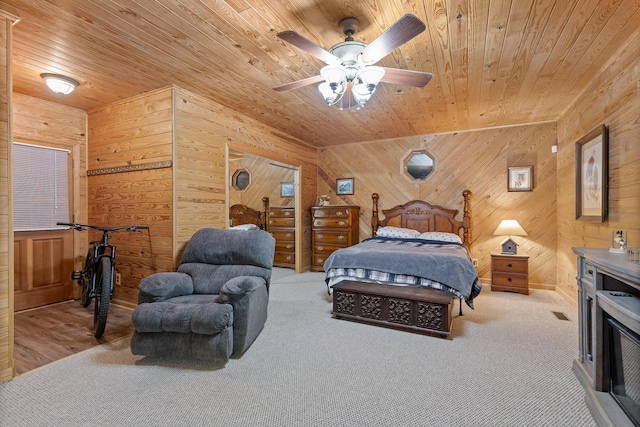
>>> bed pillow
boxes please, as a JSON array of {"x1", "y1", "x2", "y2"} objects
[
  {"x1": 376, "y1": 226, "x2": 420, "y2": 239},
  {"x1": 229, "y1": 224, "x2": 259, "y2": 231},
  {"x1": 418, "y1": 231, "x2": 462, "y2": 243}
]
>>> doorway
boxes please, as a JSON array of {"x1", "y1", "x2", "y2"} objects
[{"x1": 228, "y1": 149, "x2": 303, "y2": 272}]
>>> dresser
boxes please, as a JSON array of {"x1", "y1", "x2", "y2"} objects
[
  {"x1": 268, "y1": 206, "x2": 295, "y2": 268},
  {"x1": 490, "y1": 253, "x2": 529, "y2": 294},
  {"x1": 311, "y1": 205, "x2": 359, "y2": 272}
]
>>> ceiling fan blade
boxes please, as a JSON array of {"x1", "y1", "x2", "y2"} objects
[
  {"x1": 273, "y1": 75, "x2": 325, "y2": 92},
  {"x1": 380, "y1": 67, "x2": 433, "y2": 87},
  {"x1": 359, "y1": 14, "x2": 426, "y2": 65},
  {"x1": 277, "y1": 30, "x2": 341, "y2": 64}
]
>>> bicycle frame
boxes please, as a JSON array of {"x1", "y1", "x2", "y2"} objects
[
  {"x1": 88, "y1": 231, "x2": 117, "y2": 300},
  {"x1": 58, "y1": 222, "x2": 148, "y2": 337}
]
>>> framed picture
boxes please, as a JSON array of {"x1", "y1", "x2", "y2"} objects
[
  {"x1": 336, "y1": 178, "x2": 354, "y2": 195},
  {"x1": 507, "y1": 166, "x2": 533, "y2": 192},
  {"x1": 280, "y1": 181, "x2": 294, "y2": 197},
  {"x1": 576, "y1": 125, "x2": 608, "y2": 222}
]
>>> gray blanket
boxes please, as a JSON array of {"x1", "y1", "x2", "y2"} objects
[{"x1": 324, "y1": 237, "x2": 479, "y2": 300}]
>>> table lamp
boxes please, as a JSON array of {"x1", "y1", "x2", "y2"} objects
[{"x1": 493, "y1": 219, "x2": 527, "y2": 254}]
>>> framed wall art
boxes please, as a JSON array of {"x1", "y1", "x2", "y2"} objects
[
  {"x1": 336, "y1": 178, "x2": 354, "y2": 195},
  {"x1": 280, "y1": 181, "x2": 294, "y2": 197},
  {"x1": 507, "y1": 166, "x2": 533, "y2": 192},
  {"x1": 575, "y1": 124, "x2": 608, "y2": 222}
]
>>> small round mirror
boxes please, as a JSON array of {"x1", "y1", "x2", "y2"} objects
[
  {"x1": 232, "y1": 169, "x2": 251, "y2": 191},
  {"x1": 404, "y1": 151, "x2": 434, "y2": 181}
]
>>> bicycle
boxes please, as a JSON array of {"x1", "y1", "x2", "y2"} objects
[{"x1": 57, "y1": 222, "x2": 149, "y2": 338}]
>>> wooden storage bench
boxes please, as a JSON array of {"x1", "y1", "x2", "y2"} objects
[{"x1": 332, "y1": 281, "x2": 454, "y2": 338}]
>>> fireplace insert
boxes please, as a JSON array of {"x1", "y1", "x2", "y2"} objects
[{"x1": 605, "y1": 314, "x2": 640, "y2": 426}]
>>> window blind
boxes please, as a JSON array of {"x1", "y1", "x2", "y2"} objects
[{"x1": 13, "y1": 143, "x2": 70, "y2": 231}]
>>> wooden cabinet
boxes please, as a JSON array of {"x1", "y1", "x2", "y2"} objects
[
  {"x1": 311, "y1": 205, "x2": 359, "y2": 272},
  {"x1": 491, "y1": 253, "x2": 529, "y2": 294},
  {"x1": 268, "y1": 206, "x2": 295, "y2": 268}
]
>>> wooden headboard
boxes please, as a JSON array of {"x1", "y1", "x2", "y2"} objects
[
  {"x1": 229, "y1": 197, "x2": 269, "y2": 230},
  {"x1": 371, "y1": 190, "x2": 472, "y2": 248}
]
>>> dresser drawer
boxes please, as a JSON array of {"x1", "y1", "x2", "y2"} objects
[
  {"x1": 313, "y1": 218, "x2": 351, "y2": 228},
  {"x1": 269, "y1": 207, "x2": 294, "y2": 218},
  {"x1": 312, "y1": 207, "x2": 353, "y2": 218},
  {"x1": 492, "y1": 257, "x2": 527, "y2": 273},
  {"x1": 269, "y1": 217, "x2": 295, "y2": 227},
  {"x1": 313, "y1": 243, "x2": 343, "y2": 256},
  {"x1": 312, "y1": 254, "x2": 329, "y2": 269},
  {"x1": 270, "y1": 229, "x2": 295, "y2": 241},
  {"x1": 492, "y1": 271, "x2": 528, "y2": 288},
  {"x1": 313, "y1": 230, "x2": 349, "y2": 245},
  {"x1": 274, "y1": 252, "x2": 295, "y2": 265},
  {"x1": 275, "y1": 241, "x2": 295, "y2": 253}
]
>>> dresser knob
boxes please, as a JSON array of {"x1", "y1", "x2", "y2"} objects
[
  {"x1": 317, "y1": 234, "x2": 324, "y2": 239},
  {"x1": 338, "y1": 236, "x2": 344, "y2": 240},
  {"x1": 587, "y1": 269, "x2": 593, "y2": 274},
  {"x1": 507, "y1": 263, "x2": 512, "y2": 268},
  {"x1": 336, "y1": 211, "x2": 343, "y2": 216},
  {"x1": 339, "y1": 221, "x2": 345, "y2": 226},
  {"x1": 286, "y1": 256, "x2": 292, "y2": 260},
  {"x1": 286, "y1": 244, "x2": 293, "y2": 249},
  {"x1": 507, "y1": 277, "x2": 512, "y2": 282}
]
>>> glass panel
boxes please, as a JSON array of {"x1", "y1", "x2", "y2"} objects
[{"x1": 405, "y1": 151, "x2": 434, "y2": 180}]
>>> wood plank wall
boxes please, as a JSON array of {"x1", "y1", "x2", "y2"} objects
[
  {"x1": 87, "y1": 86, "x2": 317, "y2": 307},
  {"x1": 0, "y1": 11, "x2": 14, "y2": 383},
  {"x1": 173, "y1": 87, "x2": 317, "y2": 273},
  {"x1": 555, "y1": 31, "x2": 640, "y2": 304},
  {"x1": 12, "y1": 94, "x2": 88, "y2": 298},
  {"x1": 317, "y1": 122, "x2": 558, "y2": 289},
  {"x1": 87, "y1": 88, "x2": 173, "y2": 307}
]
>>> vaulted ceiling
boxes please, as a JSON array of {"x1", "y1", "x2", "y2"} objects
[{"x1": 4, "y1": 0, "x2": 640, "y2": 147}]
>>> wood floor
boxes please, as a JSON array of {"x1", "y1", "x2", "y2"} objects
[{"x1": 13, "y1": 300, "x2": 134, "y2": 375}]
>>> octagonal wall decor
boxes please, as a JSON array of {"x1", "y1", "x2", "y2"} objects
[{"x1": 403, "y1": 150, "x2": 435, "y2": 181}]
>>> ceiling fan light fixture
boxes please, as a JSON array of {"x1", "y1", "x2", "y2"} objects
[
  {"x1": 352, "y1": 83, "x2": 372, "y2": 108},
  {"x1": 318, "y1": 82, "x2": 343, "y2": 106},
  {"x1": 320, "y1": 65, "x2": 347, "y2": 87},
  {"x1": 40, "y1": 73, "x2": 79, "y2": 95},
  {"x1": 357, "y1": 66, "x2": 385, "y2": 87}
]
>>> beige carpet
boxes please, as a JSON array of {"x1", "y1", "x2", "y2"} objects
[{"x1": 0, "y1": 269, "x2": 596, "y2": 426}]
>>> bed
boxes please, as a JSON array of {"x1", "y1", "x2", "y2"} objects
[
  {"x1": 324, "y1": 191, "x2": 482, "y2": 337},
  {"x1": 229, "y1": 197, "x2": 269, "y2": 230}
]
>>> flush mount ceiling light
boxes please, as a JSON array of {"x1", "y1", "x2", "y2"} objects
[
  {"x1": 274, "y1": 14, "x2": 433, "y2": 110},
  {"x1": 40, "y1": 73, "x2": 79, "y2": 95}
]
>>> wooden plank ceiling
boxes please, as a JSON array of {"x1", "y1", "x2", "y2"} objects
[{"x1": 5, "y1": 0, "x2": 640, "y2": 147}]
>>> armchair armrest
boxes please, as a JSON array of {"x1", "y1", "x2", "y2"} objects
[
  {"x1": 218, "y1": 276, "x2": 269, "y2": 354},
  {"x1": 217, "y1": 276, "x2": 265, "y2": 303},
  {"x1": 138, "y1": 272, "x2": 194, "y2": 304}
]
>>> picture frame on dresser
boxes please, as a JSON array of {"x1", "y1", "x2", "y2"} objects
[
  {"x1": 507, "y1": 166, "x2": 533, "y2": 192},
  {"x1": 336, "y1": 178, "x2": 354, "y2": 195},
  {"x1": 575, "y1": 124, "x2": 608, "y2": 222},
  {"x1": 279, "y1": 181, "x2": 294, "y2": 198}
]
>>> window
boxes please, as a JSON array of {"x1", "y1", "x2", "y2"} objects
[
  {"x1": 404, "y1": 151, "x2": 435, "y2": 181},
  {"x1": 13, "y1": 143, "x2": 70, "y2": 231}
]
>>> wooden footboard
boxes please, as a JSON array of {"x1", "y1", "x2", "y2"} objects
[{"x1": 332, "y1": 281, "x2": 454, "y2": 338}]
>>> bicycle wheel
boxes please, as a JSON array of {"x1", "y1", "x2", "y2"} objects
[
  {"x1": 80, "y1": 252, "x2": 94, "y2": 308},
  {"x1": 93, "y1": 257, "x2": 112, "y2": 338}
]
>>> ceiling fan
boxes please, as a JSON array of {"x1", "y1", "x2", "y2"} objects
[{"x1": 273, "y1": 14, "x2": 433, "y2": 110}]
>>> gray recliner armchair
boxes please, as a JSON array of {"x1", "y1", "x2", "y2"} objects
[{"x1": 130, "y1": 228, "x2": 275, "y2": 363}]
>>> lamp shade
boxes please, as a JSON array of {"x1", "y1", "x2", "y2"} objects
[
  {"x1": 41, "y1": 73, "x2": 79, "y2": 95},
  {"x1": 493, "y1": 219, "x2": 527, "y2": 236}
]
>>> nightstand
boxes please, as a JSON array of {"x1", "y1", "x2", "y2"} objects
[{"x1": 491, "y1": 253, "x2": 529, "y2": 295}]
